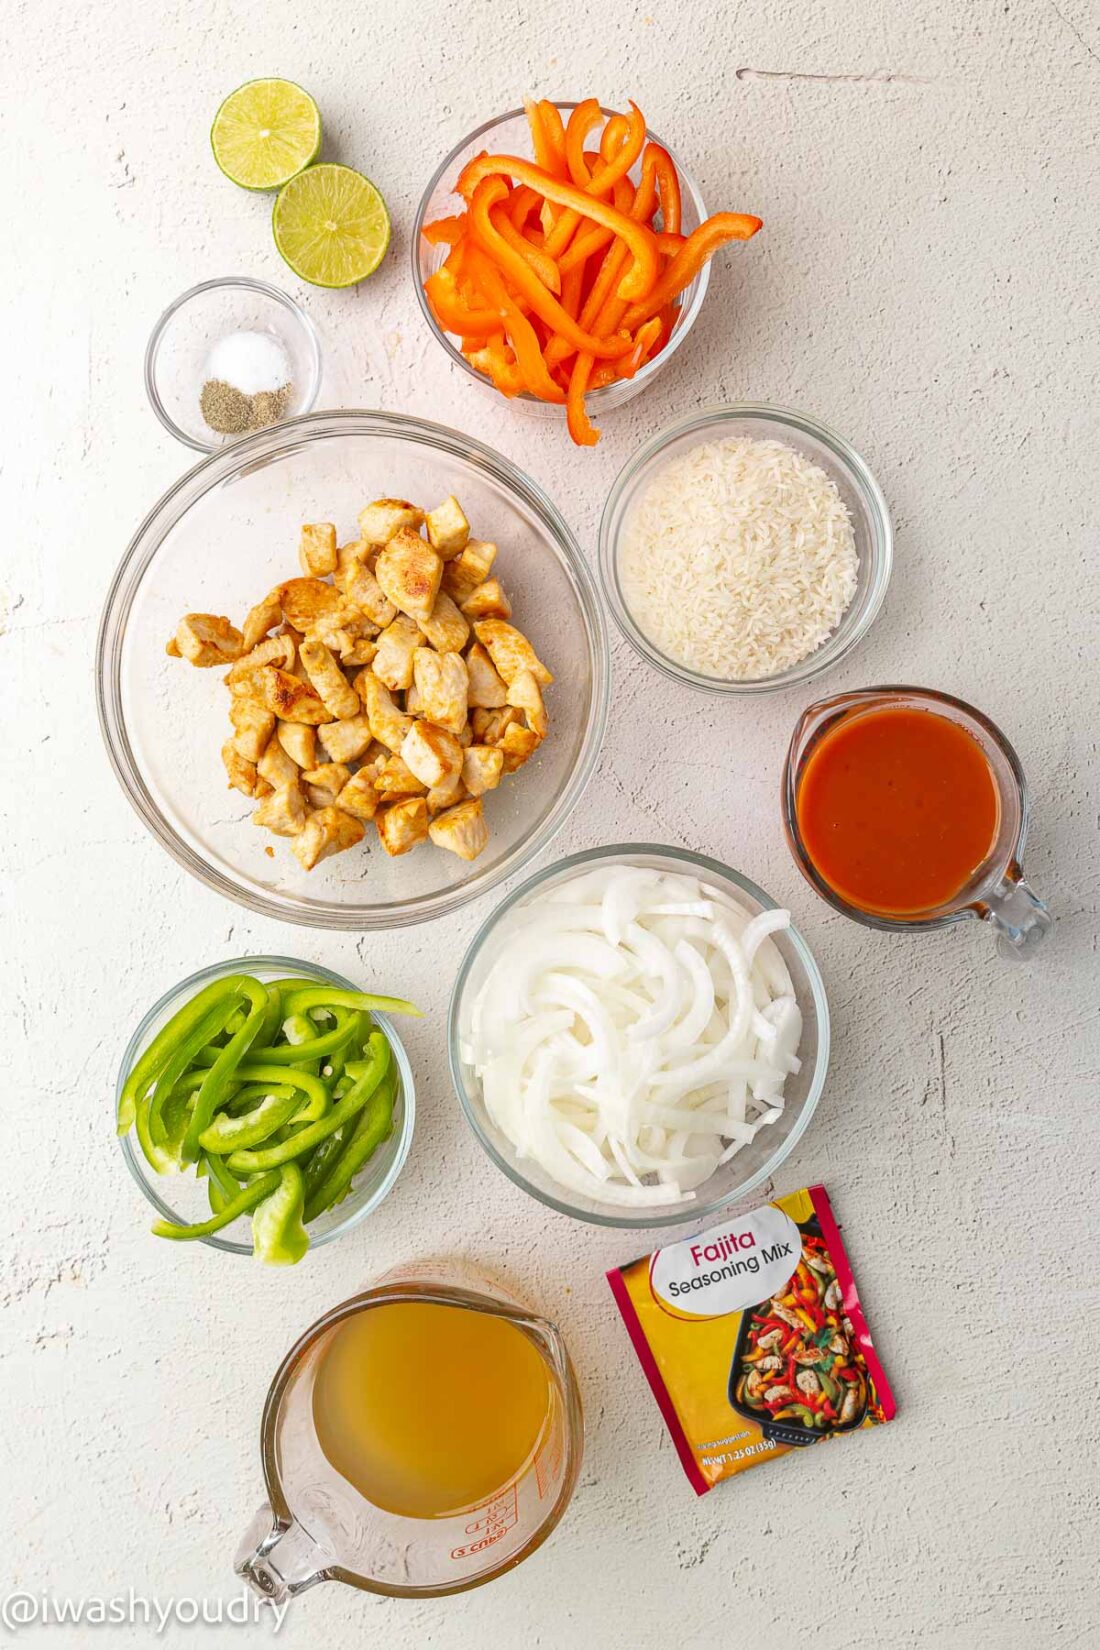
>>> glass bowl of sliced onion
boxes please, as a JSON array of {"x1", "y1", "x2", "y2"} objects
[{"x1": 448, "y1": 844, "x2": 830, "y2": 1227}]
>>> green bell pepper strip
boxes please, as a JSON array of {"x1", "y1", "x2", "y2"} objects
[
  {"x1": 151, "y1": 1170, "x2": 281, "y2": 1241},
  {"x1": 817, "y1": 1368, "x2": 839, "y2": 1404},
  {"x1": 301, "y1": 1129, "x2": 347, "y2": 1199},
  {"x1": 181, "y1": 978, "x2": 271, "y2": 1162},
  {"x1": 279, "y1": 987, "x2": 421, "y2": 1020},
  {"x1": 197, "y1": 1088, "x2": 299, "y2": 1153},
  {"x1": 117, "y1": 975, "x2": 253, "y2": 1133},
  {"x1": 248, "y1": 1009, "x2": 362, "y2": 1066},
  {"x1": 304, "y1": 1066, "x2": 397, "y2": 1223},
  {"x1": 281, "y1": 1012, "x2": 316, "y2": 1045},
  {"x1": 256, "y1": 983, "x2": 286, "y2": 1048},
  {"x1": 251, "y1": 1164, "x2": 310, "y2": 1265},
  {"x1": 204, "y1": 1151, "x2": 244, "y2": 1215},
  {"x1": 227, "y1": 1064, "x2": 332, "y2": 1125},
  {"x1": 227, "y1": 1033, "x2": 390, "y2": 1175},
  {"x1": 148, "y1": 998, "x2": 244, "y2": 1144}
]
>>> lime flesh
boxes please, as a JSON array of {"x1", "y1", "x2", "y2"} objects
[
  {"x1": 211, "y1": 79, "x2": 322, "y2": 191},
  {"x1": 273, "y1": 163, "x2": 391, "y2": 287}
]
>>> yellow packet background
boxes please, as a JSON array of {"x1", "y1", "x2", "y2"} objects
[{"x1": 607, "y1": 1185, "x2": 896, "y2": 1493}]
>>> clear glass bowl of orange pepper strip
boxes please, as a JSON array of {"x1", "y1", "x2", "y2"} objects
[{"x1": 413, "y1": 100, "x2": 763, "y2": 447}]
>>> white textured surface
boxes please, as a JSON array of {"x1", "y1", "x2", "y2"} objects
[{"x1": 4, "y1": 2, "x2": 1099, "y2": 1646}]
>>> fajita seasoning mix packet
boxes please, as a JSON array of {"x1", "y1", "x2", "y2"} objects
[{"x1": 606, "y1": 1185, "x2": 896, "y2": 1494}]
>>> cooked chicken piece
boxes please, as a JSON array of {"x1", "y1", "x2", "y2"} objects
[
  {"x1": 222, "y1": 742, "x2": 260, "y2": 797},
  {"x1": 336, "y1": 547, "x2": 397, "y2": 629},
  {"x1": 755, "y1": 1328, "x2": 786, "y2": 1353},
  {"x1": 829, "y1": 1332, "x2": 850, "y2": 1357},
  {"x1": 165, "y1": 637, "x2": 181, "y2": 657},
  {"x1": 824, "y1": 1279, "x2": 842, "y2": 1311},
  {"x1": 460, "y1": 578, "x2": 512, "y2": 621},
  {"x1": 253, "y1": 780, "x2": 308, "y2": 837},
  {"x1": 257, "y1": 667, "x2": 332, "y2": 725},
  {"x1": 769, "y1": 1302, "x2": 804, "y2": 1331},
  {"x1": 500, "y1": 722, "x2": 541, "y2": 773},
  {"x1": 456, "y1": 720, "x2": 473, "y2": 747},
  {"x1": 376, "y1": 797, "x2": 429, "y2": 856},
  {"x1": 302, "y1": 762, "x2": 352, "y2": 807},
  {"x1": 411, "y1": 649, "x2": 468, "y2": 736},
  {"x1": 796, "y1": 1369, "x2": 821, "y2": 1397},
  {"x1": 465, "y1": 642, "x2": 509, "y2": 709},
  {"x1": 254, "y1": 777, "x2": 274, "y2": 799},
  {"x1": 175, "y1": 613, "x2": 244, "y2": 666},
  {"x1": 292, "y1": 806, "x2": 365, "y2": 871},
  {"x1": 338, "y1": 633, "x2": 379, "y2": 667},
  {"x1": 461, "y1": 743, "x2": 504, "y2": 797},
  {"x1": 276, "y1": 577, "x2": 349, "y2": 634},
  {"x1": 299, "y1": 636, "x2": 361, "y2": 719},
  {"x1": 506, "y1": 668, "x2": 548, "y2": 737},
  {"x1": 375, "y1": 528, "x2": 443, "y2": 623},
  {"x1": 428, "y1": 797, "x2": 490, "y2": 861},
  {"x1": 317, "y1": 712, "x2": 374, "y2": 765},
  {"x1": 426, "y1": 769, "x2": 466, "y2": 815},
  {"x1": 401, "y1": 722, "x2": 463, "y2": 789},
  {"x1": 839, "y1": 1386, "x2": 862, "y2": 1425},
  {"x1": 362, "y1": 675, "x2": 413, "y2": 753},
  {"x1": 226, "y1": 634, "x2": 296, "y2": 694},
  {"x1": 278, "y1": 624, "x2": 309, "y2": 679},
  {"x1": 257, "y1": 730, "x2": 299, "y2": 789},
  {"x1": 471, "y1": 706, "x2": 521, "y2": 745},
  {"x1": 358, "y1": 498, "x2": 424, "y2": 545},
  {"x1": 228, "y1": 697, "x2": 276, "y2": 763},
  {"x1": 405, "y1": 679, "x2": 422, "y2": 715},
  {"x1": 374, "y1": 755, "x2": 428, "y2": 797},
  {"x1": 755, "y1": 1354, "x2": 784, "y2": 1372},
  {"x1": 442, "y1": 539, "x2": 497, "y2": 600},
  {"x1": 298, "y1": 522, "x2": 338, "y2": 577},
  {"x1": 242, "y1": 589, "x2": 283, "y2": 652},
  {"x1": 762, "y1": 1385, "x2": 797, "y2": 1407},
  {"x1": 804, "y1": 1251, "x2": 832, "y2": 1276},
  {"x1": 276, "y1": 720, "x2": 316, "y2": 770},
  {"x1": 745, "y1": 1368, "x2": 771, "y2": 1401},
  {"x1": 424, "y1": 495, "x2": 470, "y2": 560},
  {"x1": 474, "y1": 619, "x2": 552, "y2": 686},
  {"x1": 372, "y1": 614, "x2": 424, "y2": 692},
  {"x1": 792, "y1": 1346, "x2": 826, "y2": 1367},
  {"x1": 417, "y1": 591, "x2": 469, "y2": 653},
  {"x1": 334, "y1": 767, "x2": 382, "y2": 822}
]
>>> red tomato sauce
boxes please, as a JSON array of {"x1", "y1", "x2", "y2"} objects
[{"x1": 795, "y1": 706, "x2": 1000, "y2": 916}]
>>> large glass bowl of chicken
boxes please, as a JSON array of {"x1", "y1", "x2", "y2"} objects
[{"x1": 96, "y1": 410, "x2": 609, "y2": 928}]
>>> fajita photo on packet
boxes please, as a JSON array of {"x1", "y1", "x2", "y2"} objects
[{"x1": 606, "y1": 1185, "x2": 896, "y2": 1494}]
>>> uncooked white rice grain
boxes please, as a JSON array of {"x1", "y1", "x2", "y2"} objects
[{"x1": 620, "y1": 437, "x2": 859, "y2": 680}]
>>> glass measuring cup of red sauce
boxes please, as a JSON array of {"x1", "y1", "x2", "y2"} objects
[{"x1": 783, "y1": 686, "x2": 1051, "y2": 959}]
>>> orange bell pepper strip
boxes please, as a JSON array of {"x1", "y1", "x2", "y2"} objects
[
  {"x1": 464, "y1": 336, "x2": 523, "y2": 397},
  {"x1": 622, "y1": 210, "x2": 763, "y2": 327},
  {"x1": 425, "y1": 266, "x2": 500, "y2": 336},
  {"x1": 546, "y1": 237, "x2": 630, "y2": 367},
  {"x1": 564, "y1": 100, "x2": 604, "y2": 187},
  {"x1": 490, "y1": 205, "x2": 561, "y2": 294},
  {"x1": 566, "y1": 352, "x2": 599, "y2": 446},
  {"x1": 656, "y1": 231, "x2": 686, "y2": 257},
  {"x1": 650, "y1": 144, "x2": 682, "y2": 234},
  {"x1": 422, "y1": 215, "x2": 465, "y2": 246},
  {"x1": 467, "y1": 177, "x2": 636, "y2": 356},
  {"x1": 557, "y1": 172, "x2": 638, "y2": 273},
  {"x1": 457, "y1": 156, "x2": 660, "y2": 301},
  {"x1": 524, "y1": 99, "x2": 561, "y2": 182},
  {"x1": 508, "y1": 183, "x2": 544, "y2": 230},
  {"x1": 465, "y1": 248, "x2": 565, "y2": 403},
  {"x1": 600, "y1": 112, "x2": 629, "y2": 163},
  {"x1": 616, "y1": 316, "x2": 662, "y2": 380},
  {"x1": 536, "y1": 101, "x2": 567, "y2": 175}
]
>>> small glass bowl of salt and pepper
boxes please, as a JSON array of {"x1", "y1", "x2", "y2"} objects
[{"x1": 145, "y1": 276, "x2": 322, "y2": 452}]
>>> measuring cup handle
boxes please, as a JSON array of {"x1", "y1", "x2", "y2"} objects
[
  {"x1": 981, "y1": 864, "x2": 1052, "y2": 961},
  {"x1": 234, "y1": 1503, "x2": 330, "y2": 1607}
]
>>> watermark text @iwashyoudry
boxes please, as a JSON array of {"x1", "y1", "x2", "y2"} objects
[{"x1": 0, "y1": 1588, "x2": 289, "y2": 1635}]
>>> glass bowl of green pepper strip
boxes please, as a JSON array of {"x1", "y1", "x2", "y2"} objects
[{"x1": 116, "y1": 956, "x2": 418, "y2": 1262}]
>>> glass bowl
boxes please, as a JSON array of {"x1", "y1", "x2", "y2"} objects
[
  {"x1": 448, "y1": 844, "x2": 830, "y2": 1229},
  {"x1": 599, "y1": 404, "x2": 893, "y2": 695},
  {"x1": 116, "y1": 956, "x2": 415, "y2": 1256},
  {"x1": 413, "y1": 103, "x2": 710, "y2": 419},
  {"x1": 146, "y1": 277, "x2": 322, "y2": 452},
  {"x1": 96, "y1": 409, "x2": 610, "y2": 929}
]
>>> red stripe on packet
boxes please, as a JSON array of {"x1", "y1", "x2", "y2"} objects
[{"x1": 809, "y1": 1183, "x2": 897, "y2": 1420}]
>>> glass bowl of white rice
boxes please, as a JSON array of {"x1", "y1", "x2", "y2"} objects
[{"x1": 598, "y1": 405, "x2": 893, "y2": 695}]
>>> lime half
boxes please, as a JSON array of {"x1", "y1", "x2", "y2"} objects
[
  {"x1": 211, "y1": 79, "x2": 321, "y2": 191},
  {"x1": 273, "y1": 163, "x2": 391, "y2": 287}
]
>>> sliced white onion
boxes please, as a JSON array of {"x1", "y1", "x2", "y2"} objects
[{"x1": 464, "y1": 866, "x2": 802, "y2": 1208}]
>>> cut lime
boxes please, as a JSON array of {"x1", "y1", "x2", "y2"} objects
[
  {"x1": 273, "y1": 163, "x2": 391, "y2": 288},
  {"x1": 211, "y1": 79, "x2": 321, "y2": 191}
]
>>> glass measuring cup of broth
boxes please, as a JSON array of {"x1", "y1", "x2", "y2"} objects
[
  {"x1": 235, "y1": 1269, "x2": 582, "y2": 1605},
  {"x1": 783, "y1": 686, "x2": 1051, "y2": 959}
]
